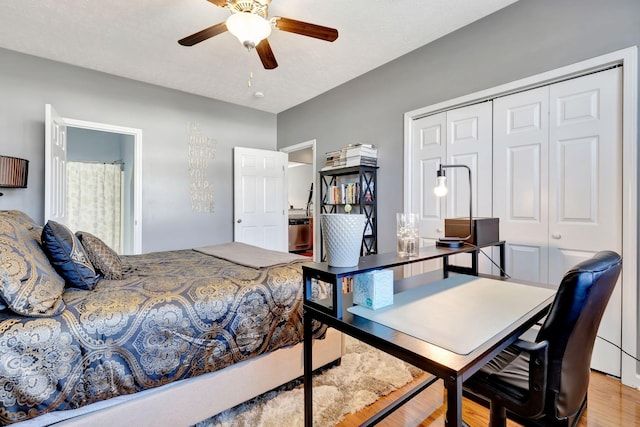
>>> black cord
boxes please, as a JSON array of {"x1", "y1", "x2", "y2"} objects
[
  {"x1": 457, "y1": 244, "x2": 639, "y2": 363},
  {"x1": 461, "y1": 242, "x2": 512, "y2": 279},
  {"x1": 596, "y1": 335, "x2": 640, "y2": 362}
]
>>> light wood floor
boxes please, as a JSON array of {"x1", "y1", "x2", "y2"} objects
[{"x1": 338, "y1": 370, "x2": 640, "y2": 426}]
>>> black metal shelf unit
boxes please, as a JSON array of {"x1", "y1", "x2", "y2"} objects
[{"x1": 319, "y1": 165, "x2": 378, "y2": 260}]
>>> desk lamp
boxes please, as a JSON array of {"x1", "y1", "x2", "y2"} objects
[{"x1": 434, "y1": 164, "x2": 472, "y2": 248}]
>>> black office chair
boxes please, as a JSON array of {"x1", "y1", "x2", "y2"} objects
[{"x1": 463, "y1": 250, "x2": 622, "y2": 427}]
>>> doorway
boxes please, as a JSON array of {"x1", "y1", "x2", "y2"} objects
[
  {"x1": 280, "y1": 140, "x2": 316, "y2": 260},
  {"x1": 44, "y1": 104, "x2": 142, "y2": 254}
]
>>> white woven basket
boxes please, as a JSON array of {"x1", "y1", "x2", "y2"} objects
[{"x1": 321, "y1": 214, "x2": 366, "y2": 267}]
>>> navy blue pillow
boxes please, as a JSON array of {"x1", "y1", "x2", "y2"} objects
[{"x1": 42, "y1": 220, "x2": 98, "y2": 290}]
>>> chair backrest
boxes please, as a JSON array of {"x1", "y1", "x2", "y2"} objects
[{"x1": 535, "y1": 250, "x2": 622, "y2": 419}]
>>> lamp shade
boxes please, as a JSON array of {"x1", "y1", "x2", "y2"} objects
[
  {"x1": 0, "y1": 155, "x2": 29, "y2": 188},
  {"x1": 226, "y1": 12, "x2": 272, "y2": 48}
]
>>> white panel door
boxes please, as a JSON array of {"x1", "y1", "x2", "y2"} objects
[
  {"x1": 233, "y1": 147, "x2": 288, "y2": 252},
  {"x1": 44, "y1": 104, "x2": 67, "y2": 223},
  {"x1": 495, "y1": 68, "x2": 622, "y2": 376},
  {"x1": 493, "y1": 87, "x2": 550, "y2": 283},
  {"x1": 445, "y1": 102, "x2": 493, "y2": 272},
  {"x1": 548, "y1": 68, "x2": 622, "y2": 375},
  {"x1": 548, "y1": 68, "x2": 622, "y2": 280}
]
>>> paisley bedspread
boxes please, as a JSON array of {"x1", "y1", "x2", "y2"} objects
[{"x1": 0, "y1": 249, "x2": 320, "y2": 425}]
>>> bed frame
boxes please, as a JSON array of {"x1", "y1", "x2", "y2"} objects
[{"x1": 13, "y1": 329, "x2": 343, "y2": 427}]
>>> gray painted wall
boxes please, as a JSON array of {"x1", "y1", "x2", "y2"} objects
[
  {"x1": 276, "y1": 0, "x2": 640, "y2": 254},
  {"x1": 67, "y1": 127, "x2": 123, "y2": 161},
  {"x1": 0, "y1": 48, "x2": 277, "y2": 252}
]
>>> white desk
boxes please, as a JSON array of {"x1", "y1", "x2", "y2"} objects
[{"x1": 347, "y1": 275, "x2": 555, "y2": 355}]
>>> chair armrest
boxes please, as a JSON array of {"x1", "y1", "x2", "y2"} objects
[
  {"x1": 514, "y1": 339, "x2": 548, "y2": 416},
  {"x1": 464, "y1": 339, "x2": 549, "y2": 418}
]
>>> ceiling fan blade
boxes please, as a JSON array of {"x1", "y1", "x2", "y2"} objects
[
  {"x1": 178, "y1": 22, "x2": 228, "y2": 46},
  {"x1": 273, "y1": 17, "x2": 338, "y2": 42},
  {"x1": 206, "y1": 0, "x2": 228, "y2": 7},
  {"x1": 256, "y1": 39, "x2": 278, "y2": 69}
]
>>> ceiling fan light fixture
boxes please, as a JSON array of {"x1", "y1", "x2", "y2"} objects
[{"x1": 226, "y1": 12, "x2": 272, "y2": 49}]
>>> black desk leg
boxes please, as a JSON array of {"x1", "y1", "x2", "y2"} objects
[
  {"x1": 499, "y1": 242, "x2": 506, "y2": 277},
  {"x1": 443, "y1": 256, "x2": 450, "y2": 278},
  {"x1": 444, "y1": 376, "x2": 463, "y2": 427},
  {"x1": 304, "y1": 309, "x2": 313, "y2": 427},
  {"x1": 471, "y1": 251, "x2": 478, "y2": 276}
]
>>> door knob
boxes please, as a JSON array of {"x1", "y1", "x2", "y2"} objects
[
  {"x1": 237, "y1": 219, "x2": 242, "y2": 223},
  {"x1": 551, "y1": 233, "x2": 561, "y2": 239},
  {"x1": 436, "y1": 228, "x2": 442, "y2": 233}
]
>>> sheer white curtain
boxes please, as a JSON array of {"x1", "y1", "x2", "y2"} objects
[{"x1": 66, "y1": 162, "x2": 123, "y2": 253}]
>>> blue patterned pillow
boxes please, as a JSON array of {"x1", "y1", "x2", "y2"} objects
[
  {"x1": 0, "y1": 215, "x2": 66, "y2": 316},
  {"x1": 0, "y1": 210, "x2": 43, "y2": 244},
  {"x1": 42, "y1": 221, "x2": 98, "y2": 290},
  {"x1": 76, "y1": 231, "x2": 124, "y2": 280}
]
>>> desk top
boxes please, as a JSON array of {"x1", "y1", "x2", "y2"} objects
[
  {"x1": 302, "y1": 242, "x2": 505, "y2": 277},
  {"x1": 347, "y1": 275, "x2": 555, "y2": 355}
]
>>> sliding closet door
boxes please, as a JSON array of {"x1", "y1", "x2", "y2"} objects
[
  {"x1": 548, "y1": 67, "x2": 622, "y2": 375},
  {"x1": 493, "y1": 87, "x2": 550, "y2": 283}
]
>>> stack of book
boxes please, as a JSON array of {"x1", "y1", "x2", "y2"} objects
[
  {"x1": 324, "y1": 149, "x2": 345, "y2": 168},
  {"x1": 323, "y1": 143, "x2": 378, "y2": 170},
  {"x1": 344, "y1": 144, "x2": 377, "y2": 167}
]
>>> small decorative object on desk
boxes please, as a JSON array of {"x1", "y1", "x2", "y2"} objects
[
  {"x1": 396, "y1": 213, "x2": 419, "y2": 257},
  {"x1": 321, "y1": 206, "x2": 365, "y2": 267},
  {"x1": 353, "y1": 269, "x2": 393, "y2": 309}
]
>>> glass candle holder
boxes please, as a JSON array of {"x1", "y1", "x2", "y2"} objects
[{"x1": 396, "y1": 213, "x2": 419, "y2": 257}]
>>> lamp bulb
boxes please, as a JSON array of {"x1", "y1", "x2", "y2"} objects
[{"x1": 434, "y1": 176, "x2": 448, "y2": 197}]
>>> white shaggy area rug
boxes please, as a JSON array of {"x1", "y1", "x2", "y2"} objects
[{"x1": 195, "y1": 337, "x2": 422, "y2": 427}]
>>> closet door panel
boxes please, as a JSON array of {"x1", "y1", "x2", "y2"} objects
[
  {"x1": 446, "y1": 102, "x2": 493, "y2": 271},
  {"x1": 493, "y1": 87, "x2": 549, "y2": 282},
  {"x1": 446, "y1": 102, "x2": 493, "y2": 218},
  {"x1": 410, "y1": 112, "x2": 447, "y2": 242},
  {"x1": 549, "y1": 68, "x2": 622, "y2": 272},
  {"x1": 408, "y1": 113, "x2": 447, "y2": 275},
  {"x1": 507, "y1": 244, "x2": 544, "y2": 283},
  {"x1": 549, "y1": 67, "x2": 622, "y2": 376}
]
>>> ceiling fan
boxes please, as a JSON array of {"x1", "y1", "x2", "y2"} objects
[{"x1": 178, "y1": 0, "x2": 339, "y2": 70}]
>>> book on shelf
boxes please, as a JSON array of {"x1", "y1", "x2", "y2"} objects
[
  {"x1": 344, "y1": 144, "x2": 378, "y2": 158},
  {"x1": 324, "y1": 144, "x2": 378, "y2": 169},
  {"x1": 326, "y1": 182, "x2": 360, "y2": 204},
  {"x1": 345, "y1": 155, "x2": 377, "y2": 167},
  {"x1": 320, "y1": 163, "x2": 348, "y2": 171},
  {"x1": 342, "y1": 276, "x2": 354, "y2": 294},
  {"x1": 324, "y1": 149, "x2": 345, "y2": 168}
]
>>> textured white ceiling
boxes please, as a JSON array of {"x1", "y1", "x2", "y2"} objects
[{"x1": 0, "y1": 0, "x2": 517, "y2": 113}]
